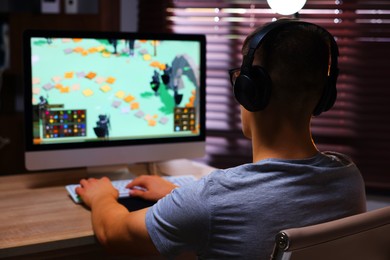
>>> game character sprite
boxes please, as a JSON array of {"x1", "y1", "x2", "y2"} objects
[
  {"x1": 128, "y1": 39, "x2": 135, "y2": 56},
  {"x1": 38, "y1": 95, "x2": 48, "y2": 111},
  {"x1": 37, "y1": 95, "x2": 49, "y2": 120},
  {"x1": 94, "y1": 114, "x2": 110, "y2": 138},
  {"x1": 150, "y1": 70, "x2": 160, "y2": 95},
  {"x1": 108, "y1": 39, "x2": 118, "y2": 54},
  {"x1": 161, "y1": 64, "x2": 171, "y2": 85},
  {"x1": 174, "y1": 90, "x2": 183, "y2": 106}
]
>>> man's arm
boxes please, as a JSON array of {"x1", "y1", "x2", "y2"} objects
[{"x1": 76, "y1": 177, "x2": 160, "y2": 256}]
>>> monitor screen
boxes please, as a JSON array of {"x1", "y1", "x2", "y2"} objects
[{"x1": 23, "y1": 30, "x2": 206, "y2": 171}]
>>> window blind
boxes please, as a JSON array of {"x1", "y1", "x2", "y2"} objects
[{"x1": 138, "y1": 0, "x2": 390, "y2": 189}]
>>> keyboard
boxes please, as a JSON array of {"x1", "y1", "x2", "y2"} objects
[{"x1": 66, "y1": 175, "x2": 197, "y2": 204}]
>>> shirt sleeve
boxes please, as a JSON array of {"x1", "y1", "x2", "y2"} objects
[{"x1": 145, "y1": 175, "x2": 212, "y2": 257}]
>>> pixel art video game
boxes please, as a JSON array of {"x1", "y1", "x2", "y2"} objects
[{"x1": 29, "y1": 36, "x2": 202, "y2": 145}]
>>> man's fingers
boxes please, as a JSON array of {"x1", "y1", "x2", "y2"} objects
[
  {"x1": 126, "y1": 175, "x2": 154, "y2": 188},
  {"x1": 129, "y1": 188, "x2": 146, "y2": 198}
]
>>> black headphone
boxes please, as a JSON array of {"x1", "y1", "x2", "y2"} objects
[{"x1": 233, "y1": 19, "x2": 339, "y2": 116}]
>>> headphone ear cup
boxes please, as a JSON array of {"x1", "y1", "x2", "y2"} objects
[{"x1": 233, "y1": 66, "x2": 272, "y2": 112}]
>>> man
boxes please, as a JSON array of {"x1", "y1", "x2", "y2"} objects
[{"x1": 76, "y1": 19, "x2": 366, "y2": 259}]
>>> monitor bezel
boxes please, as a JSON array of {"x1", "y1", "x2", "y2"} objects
[{"x1": 23, "y1": 30, "x2": 206, "y2": 170}]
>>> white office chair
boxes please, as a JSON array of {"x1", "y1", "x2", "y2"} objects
[{"x1": 270, "y1": 205, "x2": 390, "y2": 260}]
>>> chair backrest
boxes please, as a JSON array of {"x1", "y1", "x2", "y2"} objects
[{"x1": 270, "y1": 206, "x2": 390, "y2": 260}]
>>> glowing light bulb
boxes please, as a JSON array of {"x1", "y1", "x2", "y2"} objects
[{"x1": 267, "y1": 0, "x2": 307, "y2": 15}]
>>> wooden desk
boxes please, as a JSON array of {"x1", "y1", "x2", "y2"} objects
[{"x1": 0, "y1": 159, "x2": 215, "y2": 258}]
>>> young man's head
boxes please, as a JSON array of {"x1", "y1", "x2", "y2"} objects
[{"x1": 234, "y1": 19, "x2": 338, "y2": 119}]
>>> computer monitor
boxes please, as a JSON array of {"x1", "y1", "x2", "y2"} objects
[{"x1": 23, "y1": 30, "x2": 206, "y2": 172}]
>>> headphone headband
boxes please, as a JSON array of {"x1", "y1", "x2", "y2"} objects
[{"x1": 235, "y1": 19, "x2": 339, "y2": 115}]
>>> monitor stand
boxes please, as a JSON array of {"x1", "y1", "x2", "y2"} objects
[
  {"x1": 85, "y1": 161, "x2": 163, "y2": 180},
  {"x1": 86, "y1": 164, "x2": 137, "y2": 180}
]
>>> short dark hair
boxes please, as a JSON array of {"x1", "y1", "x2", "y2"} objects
[{"x1": 242, "y1": 22, "x2": 331, "y2": 114}]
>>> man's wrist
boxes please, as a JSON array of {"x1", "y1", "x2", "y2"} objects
[{"x1": 90, "y1": 192, "x2": 118, "y2": 208}]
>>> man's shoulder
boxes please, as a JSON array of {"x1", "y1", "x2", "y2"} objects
[{"x1": 205, "y1": 152, "x2": 361, "y2": 184}]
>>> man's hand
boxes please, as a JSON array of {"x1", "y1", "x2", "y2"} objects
[
  {"x1": 75, "y1": 177, "x2": 118, "y2": 208},
  {"x1": 126, "y1": 175, "x2": 177, "y2": 201},
  {"x1": 75, "y1": 176, "x2": 160, "y2": 256}
]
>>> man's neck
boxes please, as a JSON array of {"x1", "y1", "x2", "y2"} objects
[{"x1": 251, "y1": 120, "x2": 318, "y2": 162}]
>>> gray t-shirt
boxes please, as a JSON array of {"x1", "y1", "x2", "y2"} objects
[{"x1": 146, "y1": 152, "x2": 366, "y2": 259}]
